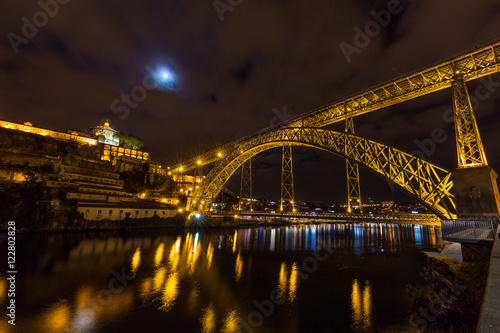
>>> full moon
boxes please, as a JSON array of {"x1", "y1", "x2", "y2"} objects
[{"x1": 152, "y1": 66, "x2": 176, "y2": 89}]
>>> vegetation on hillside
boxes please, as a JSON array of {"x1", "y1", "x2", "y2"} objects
[{"x1": 113, "y1": 132, "x2": 144, "y2": 150}]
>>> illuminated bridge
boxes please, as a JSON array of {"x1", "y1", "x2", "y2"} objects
[{"x1": 173, "y1": 41, "x2": 500, "y2": 236}]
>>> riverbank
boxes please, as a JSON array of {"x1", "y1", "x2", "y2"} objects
[
  {"x1": 4, "y1": 215, "x2": 443, "y2": 233},
  {"x1": 2, "y1": 215, "x2": 186, "y2": 233},
  {"x1": 412, "y1": 244, "x2": 490, "y2": 332}
]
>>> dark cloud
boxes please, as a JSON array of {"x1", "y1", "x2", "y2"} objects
[{"x1": 1, "y1": 0, "x2": 500, "y2": 203}]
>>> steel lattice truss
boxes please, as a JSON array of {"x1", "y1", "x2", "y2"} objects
[
  {"x1": 190, "y1": 128, "x2": 456, "y2": 219},
  {"x1": 345, "y1": 112, "x2": 363, "y2": 213},
  {"x1": 176, "y1": 41, "x2": 500, "y2": 173},
  {"x1": 452, "y1": 76, "x2": 488, "y2": 167},
  {"x1": 280, "y1": 145, "x2": 295, "y2": 212},
  {"x1": 238, "y1": 158, "x2": 252, "y2": 211}
]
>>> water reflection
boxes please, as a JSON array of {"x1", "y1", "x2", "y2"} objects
[
  {"x1": 44, "y1": 300, "x2": 71, "y2": 333},
  {"x1": 131, "y1": 248, "x2": 141, "y2": 275},
  {"x1": 169, "y1": 236, "x2": 181, "y2": 270},
  {"x1": 200, "y1": 303, "x2": 216, "y2": 333},
  {"x1": 206, "y1": 243, "x2": 214, "y2": 269},
  {"x1": 0, "y1": 277, "x2": 5, "y2": 305},
  {"x1": 288, "y1": 262, "x2": 298, "y2": 303},
  {"x1": 154, "y1": 243, "x2": 165, "y2": 267},
  {"x1": 231, "y1": 223, "x2": 440, "y2": 253},
  {"x1": 278, "y1": 262, "x2": 288, "y2": 299},
  {"x1": 221, "y1": 308, "x2": 240, "y2": 333},
  {"x1": 160, "y1": 271, "x2": 179, "y2": 312},
  {"x1": 235, "y1": 252, "x2": 243, "y2": 282},
  {"x1": 6, "y1": 222, "x2": 442, "y2": 332},
  {"x1": 351, "y1": 279, "x2": 373, "y2": 331}
]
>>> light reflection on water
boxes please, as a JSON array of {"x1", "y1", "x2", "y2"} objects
[
  {"x1": 2, "y1": 222, "x2": 442, "y2": 332},
  {"x1": 131, "y1": 247, "x2": 141, "y2": 275},
  {"x1": 351, "y1": 279, "x2": 373, "y2": 331}
]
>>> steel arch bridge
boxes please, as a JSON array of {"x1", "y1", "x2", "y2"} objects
[
  {"x1": 175, "y1": 40, "x2": 500, "y2": 224},
  {"x1": 188, "y1": 127, "x2": 456, "y2": 219}
]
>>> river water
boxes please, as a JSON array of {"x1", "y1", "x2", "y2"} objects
[{"x1": 1, "y1": 222, "x2": 442, "y2": 333}]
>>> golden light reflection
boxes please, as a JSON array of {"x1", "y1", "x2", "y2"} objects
[
  {"x1": 0, "y1": 278, "x2": 6, "y2": 305},
  {"x1": 187, "y1": 285, "x2": 200, "y2": 313},
  {"x1": 0, "y1": 320, "x2": 12, "y2": 333},
  {"x1": 363, "y1": 281, "x2": 372, "y2": 329},
  {"x1": 221, "y1": 309, "x2": 240, "y2": 333},
  {"x1": 169, "y1": 237, "x2": 181, "y2": 270},
  {"x1": 200, "y1": 303, "x2": 216, "y2": 333},
  {"x1": 155, "y1": 243, "x2": 165, "y2": 267},
  {"x1": 174, "y1": 237, "x2": 181, "y2": 253},
  {"x1": 140, "y1": 278, "x2": 153, "y2": 302},
  {"x1": 131, "y1": 248, "x2": 141, "y2": 275},
  {"x1": 44, "y1": 300, "x2": 71, "y2": 333},
  {"x1": 184, "y1": 233, "x2": 192, "y2": 253},
  {"x1": 429, "y1": 227, "x2": 437, "y2": 245},
  {"x1": 278, "y1": 262, "x2": 287, "y2": 299},
  {"x1": 160, "y1": 271, "x2": 180, "y2": 312},
  {"x1": 235, "y1": 252, "x2": 243, "y2": 282},
  {"x1": 75, "y1": 285, "x2": 94, "y2": 310},
  {"x1": 232, "y1": 231, "x2": 238, "y2": 253},
  {"x1": 351, "y1": 279, "x2": 373, "y2": 332},
  {"x1": 193, "y1": 233, "x2": 200, "y2": 253},
  {"x1": 154, "y1": 267, "x2": 167, "y2": 293},
  {"x1": 351, "y1": 279, "x2": 362, "y2": 330},
  {"x1": 288, "y1": 263, "x2": 298, "y2": 303},
  {"x1": 206, "y1": 243, "x2": 214, "y2": 270},
  {"x1": 188, "y1": 241, "x2": 201, "y2": 275}
]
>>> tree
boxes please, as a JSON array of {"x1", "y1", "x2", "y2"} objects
[{"x1": 113, "y1": 132, "x2": 144, "y2": 150}]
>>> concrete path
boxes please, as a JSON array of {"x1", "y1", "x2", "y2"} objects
[
  {"x1": 477, "y1": 226, "x2": 500, "y2": 333},
  {"x1": 424, "y1": 242, "x2": 463, "y2": 269}
]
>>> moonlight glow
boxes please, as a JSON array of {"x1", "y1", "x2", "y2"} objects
[{"x1": 152, "y1": 65, "x2": 176, "y2": 89}]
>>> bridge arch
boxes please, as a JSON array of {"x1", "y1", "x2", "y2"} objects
[{"x1": 190, "y1": 127, "x2": 456, "y2": 219}]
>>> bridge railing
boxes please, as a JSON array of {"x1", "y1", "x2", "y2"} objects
[
  {"x1": 230, "y1": 211, "x2": 440, "y2": 222},
  {"x1": 441, "y1": 219, "x2": 499, "y2": 242}
]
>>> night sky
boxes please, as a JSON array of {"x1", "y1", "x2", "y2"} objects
[{"x1": 2, "y1": 0, "x2": 500, "y2": 204}]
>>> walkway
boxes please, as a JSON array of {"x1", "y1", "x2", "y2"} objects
[{"x1": 477, "y1": 226, "x2": 500, "y2": 332}]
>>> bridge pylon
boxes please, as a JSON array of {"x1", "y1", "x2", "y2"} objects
[
  {"x1": 345, "y1": 105, "x2": 362, "y2": 215},
  {"x1": 281, "y1": 145, "x2": 295, "y2": 212},
  {"x1": 451, "y1": 75, "x2": 500, "y2": 217},
  {"x1": 239, "y1": 158, "x2": 252, "y2": 211}
]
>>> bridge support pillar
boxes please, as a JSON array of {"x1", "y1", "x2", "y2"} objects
[
  {"x1": 281, "y1": 145, "x2": 295, "y2": 212},
  {"x1": 345, "y1": 105, "x2": 362, "y2": 215},
  {"x1": 239, "y1": 158, "x2": 252, "y2": 211},
  {"x1": 453, "y1": 166, "x2": 500, "y2": 218},
  {"x1": 451, "y1": 74, "x2": 500, "y2": 218}
]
